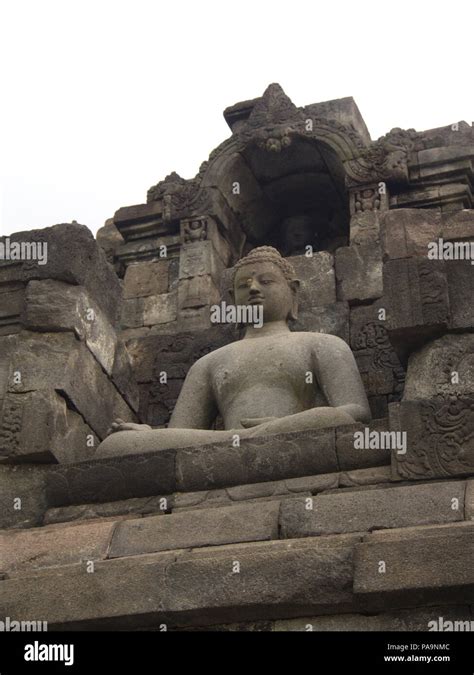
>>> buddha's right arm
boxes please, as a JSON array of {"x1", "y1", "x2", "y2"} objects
[{"x1": 168, "y1": 356, "x2": 218, "y2": 429}]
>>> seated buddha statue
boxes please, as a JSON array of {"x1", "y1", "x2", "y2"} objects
[{"x1": 97, "y1": 246, "x2": 370, "y2": 457}]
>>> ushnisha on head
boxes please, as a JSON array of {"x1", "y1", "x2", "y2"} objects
[{"x1": 231, "y1": 246, "x2": 300, "y2": 324}]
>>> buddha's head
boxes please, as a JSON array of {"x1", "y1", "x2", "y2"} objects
[
  {"x1": 231, "y1": 246, "x2": 300, "y2": 324},
  {"x1": 281, "y1": 214, "x2": 315, "y2": 255}
]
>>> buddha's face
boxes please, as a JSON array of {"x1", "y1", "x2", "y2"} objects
[
  {"x1": 233, "y1": 261, "x2": 298, "y2": 324},
  {"x1": 282, "y1": 216, "x2": 314, "y2": 253}
]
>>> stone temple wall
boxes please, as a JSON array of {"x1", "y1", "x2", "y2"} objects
[{"x1": 0, "y1": 84, "x2": 473, "y2": 631}]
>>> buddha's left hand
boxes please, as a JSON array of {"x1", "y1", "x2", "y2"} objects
[{"x1": 240, "y1": 417, "x2": 277, "y2": 428}]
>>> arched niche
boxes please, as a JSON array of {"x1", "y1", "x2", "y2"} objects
[{"x1": 201, "y1": 135, "x2": 349, "y2": 257}]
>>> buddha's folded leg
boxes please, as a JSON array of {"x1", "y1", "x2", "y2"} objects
[
  {"x1": 96, "y1": 427, "x2": 245, "y2": 458},
  {"x1": 243, "y1": 406, "x2": 357, "y2": 437}
]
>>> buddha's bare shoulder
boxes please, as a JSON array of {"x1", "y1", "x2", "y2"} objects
[{"x1": 293, "y1": 331, "x2": 353, "y2": 355}]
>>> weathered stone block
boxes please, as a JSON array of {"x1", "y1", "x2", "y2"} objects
[
  {"x1": 349, "y1": 211, "x2": 380, "y2": 245},
  {"x1": 335, "y1": 244, "x2": 383, "y2": 304},
  {"x1": 138, "y1": 379, "x2": 183, "y2": 426},
  {"x1": 180, "y1": 217, "x2": 231, "y2": 266},
  {"x1": 0, "y1": 535, "x2": 361, "y2": 628},
  {"x1": 339, "y1": 465, "x2": 391, "y2": 488},
  {"x1": 350, "y1": 299, "x2": 405, "y2": 399},
  {"x1": 336, "y1": 419, "x2": 392, "y2": 470},
  {"x1": 44, "y1": 494, "x2": 173, "y2": 526},
  {"x1": 442, "y1": 208, "x2": 474, "y2": 240},
  {"x1": 0, "y1": 464, "x2": 49, "y2": 529},
  {"x1": 292, "y1": 302, "x2": 349, "y2": 342},
  {"x1": 466, "y1": 480, "x2": 474, "y2": 520},
  {"x1": 109, "y1": 502, "x2": 279, "y2": 558},
  {"x1": 116, "y1": 235, "x2": 180, "y2": 266},
  {"x1": 179, "y1": 241, "x2": 225, "y2": 283},
  {"x1": 165, "y1": 534, "x2": 361, "y2": 623},
  {"x1": 45, "y1": 450, "x2": 176, "y2": 507},
  {"x1": 384, "y1": 258, "x2": 450, "y2": 359},
  {"x1": 289, "y1": 253, "x2": 336, "y2": 308},
  {"x1": 0, "y1": 390, "x2": 98, "y2": 463},
  {"x1": 113, "y1": 201, "x2": 166, "y2": 240},
  {"x1": 274, "y1": 605, "x2": 473, "y2": 631},
  {"x1": 125, "y1": 328, "x2": 236, "y2": 384},
  {"x1": 24, "y1": 279, "x2": 118, "y2": 375},
  {"x1": 111, "y1": 341, "x2": 140, "y2": 413},
  {"x1": 0, "y1": 520, "x2": 117, "y2": 575},
  {"x1": 390, "y1": 397, "x2": 474, "y2": 481},
  {"x1": 121, "y1": 297, "x2": 144, "y2": 328},
  {"x1": 279, "y1": 481, "x2": 464, "y2": 538},
  {"x1": 404, "y1": 334, "x2": 474, "y2": 400},
  {"x1": 178, "y1": 276, "x2": 220, "y2": 310},
  {"x1": 0, "y1": 335, "x2": 18, "y2": 400},
  {"x1": 0, "y1": 224, "x2": 122, "y2": 325},
  {"x1": 143, "y1": 291, "x2": 177, "y2": 326},
  {"x1": 5, "y1": 332, "x2": 136, "y2": 440},
  {"x1": 176, "y1": 429, "x2": 338, "y2": 492},
  {"x1": 0, "y1": 282, "x2": 24, "y2": 335},
  {"x1": 447, "y1": 261, "x2": 474, "y2": 329},
  {"x1": 123, "y1": 260, "x2": 170, "y2": 298},
  {"x1": 353, "y1": 522, "x2": 474, "y2": 608},
  {"x1": 380, "y1": 208, "x2": 442, "y2": 260}
]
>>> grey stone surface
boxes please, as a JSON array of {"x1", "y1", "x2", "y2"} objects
[
  {"x1": 336, "y1": 419, "x2": 391, "y2": 471},
  {"x1": 0, "y1": 224, "x2": 122, "y2": 325},
  {"x1": 45, "y1": 449, "x2": 176, "y2": 507},
  {"x1": 467, "y1": 480, "x2": 474, "y2": 520},
  {"x1": 384, "y1": 258, "x2": 450, "y2": 359},
  {"x1": 143, "y1": 291, "x2": 177, "y2": 326},
  {"x1": 350, "y1": 299, "x2": 405, "y2": 399},
  {"x1": 338, "y1": 465, "x2": 391, "y2": 487},
  {"x1": 176, "y1": 429, "x2": 338, "y2": 491},
  {"x1": 274, "y1": 605, "x2": 473, "y2": 631},
  {"x1": 1, "y1": 519, "x2": 117, "y2": 575},
  {"x1": 404, "y1": 333, "x2": 474, "y2": 400},
  {"x1": 0, "y1": 389, "x2": 98, "y2": 463},
  {"x1": 292, "y1": 302, "x2": 349, "y2": 342},
  {"x1": 44, "y1": 494, "x2": 173, "y2": 525},
  {"x1": 380, "y1": 208, "x2": 442, "y2": 260},
  {"x1": 447, "y1": 261, "x2": 474, "y2": 329},
  {"x1": 5, "y1": 331, "x2": 136, "y2": 441},
  {"x1": 289, "y1": 252, "x2": 336, "y2": 308},
  {"x1": 123, "y1": 260, "x2": 170, "y2": 298},
  {"x1": 111, "y1": 340, "x2": 140, "y2": 413},
  {"x1": 109, "y1": 502, "x2": 279, "y2": 557},
  {"x1": 0, "y1": 283, "x2": 24, "y2": 335},
  {"x1": 390, "y1": 397, "x2": 474, "y2": 481},
  {"x1": 0, "y1": 464, "x2": 49, "y2": 529},
  {"x1": 24, "y1": 279, "x2": 118, "y2": 375},
  {"x1": 349, "y1": 212, "x2": 380, "y2": 245},
  {"x1": 0, "y1": 535, "x2": 361, "y2": 628},
  {"x1": 335, "y1": 244, "x2": 383, "y2": 304},
  {"x1": 279, "y1": 481, "x2": 465, "y2": 538},
  {"x1": 353, "y1": 522, "x2": 474, "y2": 608}
]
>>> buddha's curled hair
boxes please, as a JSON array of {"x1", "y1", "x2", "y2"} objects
[{"x1": 231, "y1": 246, "x2": 297, "y2": 284}]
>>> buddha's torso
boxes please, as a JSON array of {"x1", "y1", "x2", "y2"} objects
[{"x1": 204, "y1": 332, "x2": 328, "y2": 429}]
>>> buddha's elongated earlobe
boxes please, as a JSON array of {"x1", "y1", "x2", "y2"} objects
[{"x1": 288, "y1": 279, "x2": 300, "y2": 321}]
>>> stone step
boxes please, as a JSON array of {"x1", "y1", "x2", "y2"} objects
[
  {"x1": 1, "y1": 480, "x2": 469, "y2": 579},
  {"x1": 2, "y1": 523, "x2": 473, "y2": 629}
]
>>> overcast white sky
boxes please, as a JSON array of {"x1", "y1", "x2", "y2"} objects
[{"x1": 0, "y1": 0, "x2": 472, "y2": 237}]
